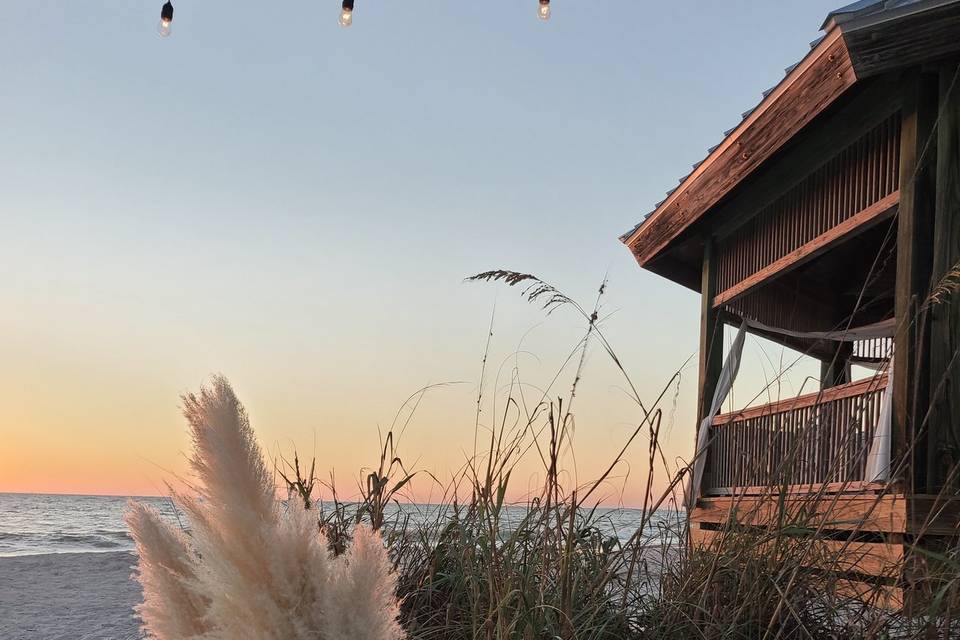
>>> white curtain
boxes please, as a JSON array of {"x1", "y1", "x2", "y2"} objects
[
  {"x1": 738, "y1": 316, "x2": 895, "y2": 342},
  {"x1": 864, "y1": 355, "x2": 893, "y2": 482},
  {"x1": 686, "y1": 321, "x2": 747, "y2": 508}
]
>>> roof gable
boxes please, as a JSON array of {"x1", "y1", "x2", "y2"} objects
[{"x1": 622, "y1": 0, "x2": 960, "y2": 268}]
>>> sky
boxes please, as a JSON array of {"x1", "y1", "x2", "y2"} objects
[{"x1": 0, "y1": 1, "x2": 840, "y2": 505}]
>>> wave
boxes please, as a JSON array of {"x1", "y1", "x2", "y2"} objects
[
  {"x1": 0, "y1": 532, "x2": 32, "y2": 541},
  {"x1": 48, "y1": 532, "x2": 131, "y2": 548},
  {"x1": 0, "y1": 530, "x2": 134, "y2": 556}
]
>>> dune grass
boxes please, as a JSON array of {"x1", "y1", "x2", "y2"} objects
[
  {"x1": 279, "y1": 272, "x2": 960, "y2": 640},
  {"x1": 132, "y1": 270, "x2": 960, "y2": 639}
]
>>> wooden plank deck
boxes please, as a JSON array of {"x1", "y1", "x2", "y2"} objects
[
  {"x1": 689, "y1": 527, "x2": 903, "y2": 577},
  {"x1": 690, "y1": 490, "x2": 960, "y2": 609},
  {"x1": 691, "y1": 492, "x2": 908, "y2": 533}
]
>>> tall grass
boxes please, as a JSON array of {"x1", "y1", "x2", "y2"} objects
[
  {"x1": 357, "y1": 272, "x2": 960, "y2": 639},
  {"x1": 131, "y1": 272, "x2": 960, "y2": 639}
]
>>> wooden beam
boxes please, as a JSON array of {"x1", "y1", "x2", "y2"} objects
[
  {"x1": 690, "y1": 527, "x2": 903, "y2": 578},
  {"x1": 691, "y1": 493, "x2": 908, "y2": 533},
  {"x1": 808, "y1": 539, "x2": 904, "y2": 578},
  {"x1": 841, "y1": 2, "x2": 960, "y2": 80},
  {"x1": 702, "y1": 481, "x2": 890, "y2": 498},
  {"x1": 927, "y1": 61, "x2": 960, "y2": 492},
  {"x1": 821, "y1": 342, "x2": 854, "y2": 390},
  {"x1": 698, "y1": 239, "x2": 723, "y2": 426},
  {"x1": 893, "y1": 70, "x2": 938, "y2": 492},
  {"x1": 712, "y1": 375, "x2": 888, "y2": 426},
  {"x1": 712, "y1": 192, "x2": 900, "y2": 308},
  {"x1": 697, "y1": 240, "x2": 723, "y2": 497},
  {"x1": 625, "y1": 29, "x2": 856, "y2": 267}
]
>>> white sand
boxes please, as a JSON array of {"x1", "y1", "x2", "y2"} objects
[{"x1": 0, "y1": 551, "x2": 143, "y2": 640}]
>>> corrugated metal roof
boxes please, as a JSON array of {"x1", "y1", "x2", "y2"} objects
[
  {"x1": 621, "y1": 0, "x2": 924, "y2": 244},
  {"x1": 827, "y1": 0, "x2": 884, "y2": 19},
  {"x1": 820, "y1": 0, "x2": 927, "y2": 28}
]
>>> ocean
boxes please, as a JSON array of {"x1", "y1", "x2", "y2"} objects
[
  {"x1": 0, "y1": 493, "x2": 181, "y2": 557},
  {"x1": 0, "y1": 493, "x2": 677, "y2": 557}
]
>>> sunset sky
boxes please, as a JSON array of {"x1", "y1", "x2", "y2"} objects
[{"x1": 0, "y1": 1, "x2": 838, "y2": 505}]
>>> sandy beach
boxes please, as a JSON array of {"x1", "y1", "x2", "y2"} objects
[{"x1": 0, "y1": 552, "x2": 142, "y2": 640}]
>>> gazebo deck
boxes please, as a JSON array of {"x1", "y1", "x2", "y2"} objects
[{"x1": 690, "y1": 377, "x2": 960, "y2": 607}]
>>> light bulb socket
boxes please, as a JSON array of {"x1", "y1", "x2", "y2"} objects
[
  {"x1": 539, "y1": 0, "x2": 549, "y2": 6},
  {"x1": 160, "y1": 1, "x2": 174, "y2": 23},
  {"x1": 342, "y1": 0, "x2": 354, "y2": 11}
]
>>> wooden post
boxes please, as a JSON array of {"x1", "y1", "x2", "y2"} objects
[
  {"x1": 821, "y1": 342, "x2": 853, "y2": 389},
  {"x1": 893, "y1": 70, "x2": 938, "y2": 493},
  {"x1": 698, "y1": 238, "x2": 723, "y2": 425},
  {"x1": 927, "y1": 61, "x2": 960, "y2": 492}
]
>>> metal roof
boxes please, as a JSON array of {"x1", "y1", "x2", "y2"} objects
[{"x1": 821, "y1": 0, "x2": 929, "y2": 29}]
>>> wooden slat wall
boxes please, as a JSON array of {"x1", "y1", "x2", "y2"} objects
[
  {"x1": 705, "y1": 377, "x2": 888, "y2": 491},
  {"x1": 716, "y1": 114, "x2": 901, "y2": 296},
  {"x1": 723, "y1": 288, "x2": 836, "y2": 334}
]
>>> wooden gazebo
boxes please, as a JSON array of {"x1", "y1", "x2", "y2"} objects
[{"x1": 622, "y1": 0, "x2": 960, "y2": 596}]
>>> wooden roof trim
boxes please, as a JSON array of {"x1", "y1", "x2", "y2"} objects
[{"x1": 623, "y1": 27, "x2": 856, "y2": 266}]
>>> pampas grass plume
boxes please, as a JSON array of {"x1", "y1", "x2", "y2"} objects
[
  {"x1": 127, "y1": 375, "x2": 405, "y2": 640},
  {"x1": 124, "y1": 501, "x2": 210, "y2": 640},
  {"x1": 325, "y1": 524, "x2": 405, "y2": 640},
  {"x1": 175, "y1": 375, "x2": 327, "y2": 640}
]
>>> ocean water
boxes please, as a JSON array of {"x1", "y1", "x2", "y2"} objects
[
  {"x1": 0, "y1": 493, "x2": 182, "y2": 557},
  {"x1": 0, "y1": 493, "x2": 679, "y2": 557}
]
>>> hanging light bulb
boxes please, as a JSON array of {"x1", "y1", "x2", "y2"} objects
[
  {"x1": 538, "y1": 0, "x2": 551, "y2": 21},
  {"x1": 158, "y1": 1, "x2": 174, "y2": 37},
  {"x1": 339, "y1": 0, "x2": 354, "y2": 27}
]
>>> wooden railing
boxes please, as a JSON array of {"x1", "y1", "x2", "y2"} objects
[
  {"x1": 704, "y1": 376, "x2": 888, "y2": 494},
  {"x1": 852, "y1": 336, "x2": 893, "y2": 362}
]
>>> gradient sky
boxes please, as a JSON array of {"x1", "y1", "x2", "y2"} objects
[{"x1": 0, "y1": 1, "x2": 840, "y2": 505}]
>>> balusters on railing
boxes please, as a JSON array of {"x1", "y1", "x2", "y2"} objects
[
  {"x1": 852, "y1": 336, "x2": 893, "y2": 361},
  {"x1": 704, "y1": 377, "x2": 888, "y2": 493}
]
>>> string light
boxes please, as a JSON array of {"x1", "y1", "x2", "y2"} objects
[
  {"x1": 339, "y1": 0, "x2": 354, "y2": 27},
  {"x1": 151, "y1": 1, "x2": 553, "y2": 36},
  {"x1": 538, "y1": 0, "x2": 551, "y2": 21},
  {"x1": 158, "y1": 1, "x2": 174, "y2": 37}
]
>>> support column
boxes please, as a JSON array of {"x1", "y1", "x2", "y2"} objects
[
  {"x1": 821, "y1": 342, "x2": 852, "y2": 389},
  {"x1": 698, "y1": 238, "x2": 723, "y2": 426},
  {"x1": 893, "y1": 70, "x2": 938, "y2": 493},
  {"x1": 928, "y1": 61, "x2": 960, "y2": 492}
]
